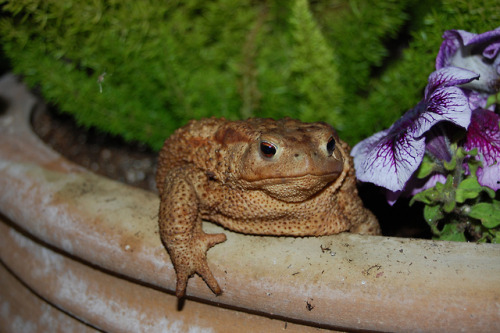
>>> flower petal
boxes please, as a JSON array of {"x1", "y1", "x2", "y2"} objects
[
  {"x1": 483, "y1": 40, "x2": 500, "y2": 60},
  {"x1": 436, "y1": 28, "x2": 500, "y2": 69},
  {"x1": 436, "y1": 30, "x2": 464, "y2": 69},
  {"x1": 464, "y1": 108, "x2": 500, "y2": 190},
  {"x1": 477, "y1": 159, "x2": 500, "y2": 191},
  {"x1": 425, "y1": 126, "x2": 452, "y2": 162},
  {"x1": 426, "y1": 67, "x2": 479, "y2": 94},
  {"x1": 385, "y1": 173, "x2": 447, "y2": 206},
  {"x1": 467, "y1": 27, "x2": 500, "y2": 55},
  {"x1": 352, "y1": 127, "x2": 426, "y2": 192},
  {"x1": 398, "y1": 67, "x2": 476, "y2": 139},
  {"x1": 417, "y1": 86, "x2": 472, "y2": 135},
  {"x1": 464, "y1": 90, "x2": 491, "y2": 110},
  {"x1": 410, "y1": 173, "x2": 447, "y2": 196}
]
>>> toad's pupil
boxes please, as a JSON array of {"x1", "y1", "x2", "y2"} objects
[
  {"x1": 260, "y1": 141, "x2": 277, "y2": 158},
  {"x1": 327, "y1": 136, "x2": 335, "y2": 155}
]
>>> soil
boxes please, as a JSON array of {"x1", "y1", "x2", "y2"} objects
[
  {"x1": 32, "y1": 104, "x2": 159, "y2": 193},
  {"x1": 31, "y1": 103, "x2": 431, "y2": 239}
]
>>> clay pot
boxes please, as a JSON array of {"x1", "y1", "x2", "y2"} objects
[{"x1": 1, "y1": 74, "x2": 499, "y2": 332}]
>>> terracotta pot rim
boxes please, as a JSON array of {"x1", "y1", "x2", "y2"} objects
[{"x1": 1, "y1": 74, "x2": 499, "y2": 332}]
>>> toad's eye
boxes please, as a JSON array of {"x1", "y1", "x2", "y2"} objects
[
  {"x1": 326, "y1": 136, "x2": 335, "y2": 156},
  {"x1": 260, "y1": 141, "x2": 277, "y2": 158}
]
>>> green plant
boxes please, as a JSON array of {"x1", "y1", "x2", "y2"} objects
[
  {"x1": 288, "y1": 0, "x2": 344, "y2": 127},
  {"x1": 1, "y1": 0, "x2": 498, "y2": 151},
  {"x1": 412, "y1": 146, "x2": 500, "y2": 242},
  {"x1": 351, "y1": 27, "x2": 500, "y2": 242}
]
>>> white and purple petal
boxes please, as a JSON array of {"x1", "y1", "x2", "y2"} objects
[
  {"x1": 351, "y1": 67, "x2": 476, "y2": 192},
  {"x1": 464, "y1": 90, "x2": 491, "y2": 110},
  {"x1": 352, "y1": 126, "x2": 426, "y2": 192},
  {"x1": 415, "y1": 85, "x2": 472, "y2": 136},
  {"x1": 425, "y1": 126, "x2": 452, "y2": 162},
  {"x1": 436, "y1": 28, "x2": 500, "y2": 69},
  {"x1": 351, "y1": 29, "x2": 499, "y2": 195},
  {"x1": 425, "y1": 66, "x2": 479, "y2": 93},
  {"x1": 468, "y1": 28, "x2": 500, "y2": 58},
  {"x1": 483, "y1": 41, "x2": 500, "y2": 60},
  {"x1": 412, "y1": 67, "x2": 477, "y2": 137},
  {"x1": 410, "y1": 173, "x2": 447, "y2": 196},
  {"x1": 436, "y1": 30, "x2": 462, "y2": 69},
  {"x1": 437, "y1": 28, "x2": 500, "y2": 94},
  {"x1": 464, "y1": 108, "x2": 500, "y2": 190},
  {"x1": 453, "y1": 53, "x2": 500, "y2": 93},
  {"x1": 385, "y1": 173, "x2": 447, "y2": 206}
]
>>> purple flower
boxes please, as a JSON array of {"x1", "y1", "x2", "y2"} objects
[
  {"x1": 464, "y1": 108, "x2": 500, "y2": 191},
  {"x1": 352, "y1": 67, "x2": 479, "y2": 192},
  {"x1": 464, "y1": 89, "x2": 492, "y2": 110},
  {"x1": 385, "y1": 173, "x2": 448, "y2": 206},
  {"x1": 437, "y1": 28, "x2": 500, "y2": 94},
  {"x1": 425, "y1": 126, "x2": 452, "y2": 162}
]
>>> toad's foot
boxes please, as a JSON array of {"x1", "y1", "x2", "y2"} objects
[{"x1": 166, "y1": 232, "x2": 227, "y2": 298}]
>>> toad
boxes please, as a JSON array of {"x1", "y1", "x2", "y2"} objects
[{"x1": 156, "y1": 117, "x2": 380, "y2": 297}]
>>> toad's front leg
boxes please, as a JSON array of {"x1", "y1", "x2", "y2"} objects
[{"x1": 158, "y1": 167, "x2": 226, "y2": 298}]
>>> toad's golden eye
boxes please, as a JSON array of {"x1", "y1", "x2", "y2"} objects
[
  {"x1": 327, "y1": 136, "x2": 335, "y2": 156},
  {"x1": 260, "y1": 141, "x2": 277, "y2": 158}
]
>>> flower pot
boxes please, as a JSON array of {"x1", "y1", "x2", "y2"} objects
[{"x1": 1, "y1": 74, "x2": 499, "y2": 332}]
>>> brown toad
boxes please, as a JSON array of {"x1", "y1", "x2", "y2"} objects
[{"x1": 156, "y1": 117, "x2": 380, "y2": 297}]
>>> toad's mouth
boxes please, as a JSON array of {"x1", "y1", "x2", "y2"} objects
[
  {"x1": 240, "y1": 171, "x2": 345, "y2": 202},
  {"x1": 243, "y1": 171, "x2": 341, "y2": 184}
]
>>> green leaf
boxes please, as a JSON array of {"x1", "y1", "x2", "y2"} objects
[
  {"x1": 411, "y1": 187, "x2": 441, "y2": 205},
  {"x1": 455, "y1": 177, "x2": 483, "y2": 203},
  {"x1": 456, "y1": 147, "x2": 473, "y2": 159},
  {"x1": 467, "y1": 157, "x2": 482, "y2": 179},
  {"x1": 423, "y1": 204, "x2": 445, "y2": 236},
  {"x1": 483, "y1": 186, "x2": 496, "y2": 199},
  {"x1": 437, "y1": 223, "x2": 466, "y2": 242},
  {"x1": 416, "y1": 155, "x2": 435, "y2": 179},
  {"x1": 441, "y1": 175, "x2": 456, "y2": 212},
  {"x1": 486, "y1": 91, "x2": 499, "y2": 108},
  {"x1": 468, "y1": 201, "x2": 500, "y2": 228},
  {"x1": 465, "y1": 148, "x2": 478, "y2": 157},
  {"x1": 492, "y1": 231, "x2": 500, "y2": 244},
  {"x1": 442, "y1": 199, "x2": 456, "y2": 213},
  {"x1": 423, "y1": 204, "x2": 444, "y2": 224},
  {"x1": 443, "y1": 156, "x2": 456, "y2": 171}
]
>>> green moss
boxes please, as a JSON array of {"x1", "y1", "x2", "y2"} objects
[
  {"x1": 1, "y1": 0, "x2": 498, "y2": 149},
  {"x1": 288, "y1": 0, "x2": 344, "y2": 127}
]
